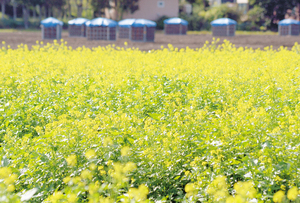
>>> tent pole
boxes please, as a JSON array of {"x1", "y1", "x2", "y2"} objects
[
  {"x1": 42, "y1": 25, "x2": 45, "y2": 40},
  {"x1": 107, "y1": 26, "x2": 110, "y2": 40},
  {"x1": 56, "y1": 24, "x2": 60, "y2": 39},
  {"x1": 82, "y1": 24, "x2": 84, "y2": 37},
  {"x1": 234, "y1": 24, "x2": 236, "y2": 36},
  {"x1": 143, "y1": 26, "x2": 146, "y2": 42},
  {"x1": 180, "y1": 24, "x2": 182, "y2": 35},
  {"x1": 227, "y1": 25, "x2": 229, "y2": 36}
]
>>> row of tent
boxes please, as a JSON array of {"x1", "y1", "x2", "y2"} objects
[
  {"x1": 40, "y1": 17, "x2": 300, "y2": 41},
  {"x1": 41, "y1": 17, "x2": 189, "y2": 41},
  {"x1": 209, "y1": 18, "x2": 300, "y2": 36}
]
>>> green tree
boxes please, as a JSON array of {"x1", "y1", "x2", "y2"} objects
[
  {"x1": 15, "y1": 0, "x2": 31, "y2": 28},
  {"x1": 91, "y1": 0, "x2": 139, "y2": 20},
  {"x1": 199, "y1": 3, "x2": 241, "y2": 22},
  {"x1": 192, "y1": 0, "x2": 210, "y2": 15},
  {"x1": 292, "y1": 0, "x2": 300, "y2": 20},
  {"x1": 187, "y1": 0, "x2": 209, "y2": 7},
  {"x1": 75, "y1": 0, "x2": 83, "y2": 17},
  {"x1": 250, "y1": 0, "x2": 296, "y2": 20},
  {"x1": 90, "y1": 0, "x2": 109, "y2": 17},
  {"x1": 113, "y1": 0, "x2": 139, "y2": 20},
  {"x1": 11, "y1": 0, "x2": 17, "y2": 20},
  {"x1": 16, "y1": 0, "x2": 66, "y2": 28},
  {"x1": 0, "y1": 0, "x2": 9, "y2": 20},
  {"x1": 15, "y1": 0, "x2": 44, "y2": 28},
  {"x1": 48, "y1": 0, "x2": 66, "y2": 17},
  {"x1": 249, "y1": 0, "x2": 299, "y2": 29},
  {"x1": 247, "y1": 5, "x2": 265, "y2": 29},
  {"x1": 27, "y1": 0, "x2": 44, "y2": 20}
]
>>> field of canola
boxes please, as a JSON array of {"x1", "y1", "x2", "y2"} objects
[{"x1": 1, "y1": 40, "x2": 300, "y2": 203}]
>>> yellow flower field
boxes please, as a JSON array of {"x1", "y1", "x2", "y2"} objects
[{"x1": 1, "y1": 40, "x2": 300, "y2": 202}]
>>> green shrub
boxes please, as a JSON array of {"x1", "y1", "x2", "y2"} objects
[
  {"x1": 199, "y1": 3, "x2": 242, "y2": 22},
  {"x1": 244, "y1": 6, "x2": 268, "y2": 30},
  {"x1": 155, "y1": 15, "x2": 169, "y2": 30},
  {"x1": 0, "y1": 19, "x2": 23, "y2": 28},
  {"x1": 179, "y1": 13, "x2": 210, "y2": 31}
]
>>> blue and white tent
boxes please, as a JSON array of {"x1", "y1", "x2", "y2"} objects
[
  {"x1": 117, "y1": 19, "x2": 156, "y2": 41},
  {"x1": 211, "y1": 18, "x2": 237, "y2": 26},
  {"x1": 85, "y1": 18, "x2": 117, "y2": 27},
  {"x1": 164, "y1": 17, "x2": 188, "y2": 26},
  {"x1": 85, "y1": 18, "x2": 117, "y2": 40},
  {"x1": 41, "y1": 17, "x2": 63, "y2": 28},
  {"x1": 118, "y1": 18, "x2": 156, "y2": 27},
  {"x1": 40, "y1": 17, "x2": 63, "y2": 40},
  {"x1": 211, "y1": 18, "x2": 237, "y2": 36},
  {"x1": 68, "y1": 18, "x2": 89, "y2": 37},
  {"x1": 131, "y1": 19, "x2": 157, "y2": 27},
  {"x1": 118, "y1": 19, "x2": 136, "y2": 28},
  {"x1": 278, "y1": 19, "x2": 300, "y2": 36},
  {"x1": 118, "y1": 19, "x2": 135, "y2": 39},
  {"x1": 68, "y1": 18, "x2": 89, "y2": 26},
  {"x1": 164, "y1": 17, "x2": 188, "y2": 35},
  {"x1": 278, "y1": 19, "x2": 300, "y2": 25}
]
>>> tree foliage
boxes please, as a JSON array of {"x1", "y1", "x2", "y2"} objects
[
  {"x1": 121, "y1": 0, "x2": 139, "y2": 14},
  {"x1": 249, "y1": 0, "x2": 298, "y2": 20},
  {"x1": 190, "y1": 0, "x2": 209, "y2": 7},
  {"x1": 248, "y1": 0, "x2": 300, "y2": 30},
  {"x1": 199, "y1": 3, "x2": 241, "y2": 22},
  {"x1": 113, "y1": 0, "x2": 139, "y2": 20},
  {"x1": 47, "y1": 0, "x2": 66, "y2": 9},
  {"x1": 90, "y1": 0, "x2": 109, "y2": 17},
  {"x1": 90, "y1": 0, "x2": 139, "y2": 19}
]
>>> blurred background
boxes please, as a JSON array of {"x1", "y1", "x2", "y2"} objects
[{"x1": 0, "y1": 0, "x2": 299, "y2": 32}]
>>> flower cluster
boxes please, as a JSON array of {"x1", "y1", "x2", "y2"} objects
[{"x1": 0, "y1": 40, "x2": 300, "y2": 202}]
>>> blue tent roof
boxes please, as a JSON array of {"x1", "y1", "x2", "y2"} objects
[
  {"x1": 133, "y1": 19, "x2": 157, "y2": 27},
  {"x1": 278, "y1": 19, "x2": 300, "y2": 25},
  {"x1": 41, "y1": 17, "x2": 63, "y2": 28},
  {"x1": 211, "y1": 18, "x2": 237, "y2": 26},
  {"x1": 85, "y1": 18, "x2": 117, "y2": 27},
  {"x1": 118, "y1": 19, "x2": 156, "y2": 28},
  {"x1": 164, "y1": 18, "x2": 188, "y2": 25},
  {"x1": 68, "y1": 18, "x2": 89, "y2": 25},
  {"x1": 118, "y1": 19, "x2": 136, "y2": 28}
]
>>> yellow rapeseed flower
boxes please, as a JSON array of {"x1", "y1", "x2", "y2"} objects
[
  {"x1": 103, "y1": 137, "x2": 113, "y2": 146},
  {"x1": 185, "y1": 183, "x2": 197, "y2": 198},
  {"x1": 121, "y1": 146, "x2": 131, "y2": 157},
  {"x1": 88, "y1": 183, "x2": 99, "y2": 195},
  {"x1": 123, "y1": 162, "x2": 136, "y2": 173},
  {"x1": 68, "y1": 194, "x2": 77, "y2": 203},
  {"x1": 287, "y1": 187, "x2": 298, "y2": 201},
  {"x1": 63, "y1": 176, "x2": 71, "y2": 184},
  {"x1": 66, "y1": 154, "x2": 77, "y2": 167},
  {"x1": 89, "y1": 163, "x2": 97, "y2": 170},
  {"x1": 128, "y1": 184, "x2": 149, "y2": 201},
  {"x1": 6, "y1": 184, "x2": 15, "y2": 192},
  {"x1": 273, "y1": 190, "x2": 285, "y2": 203},
  {"x1": 4, "y1": 174, "x2": 18, "y2": 185},
  {"x1": 85, "y1": 149, "x2": 96, "y2": 159},
  {"x1": 81, "y1": 169, "x2": 93, "y2": 180},
  {"x1": 99, "y1": 197, "x2": 114, "y2": 203},
  {"x1": 280, "y1": 185, "x2": 286, "y2": 191},
  {"x1": 0, "y1": 167, "x2": 12, "y2": 179}
]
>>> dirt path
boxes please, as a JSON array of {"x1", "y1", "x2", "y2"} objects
[{"x1": 0, "y1": 30, "x2": 299, "y2": 50}]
